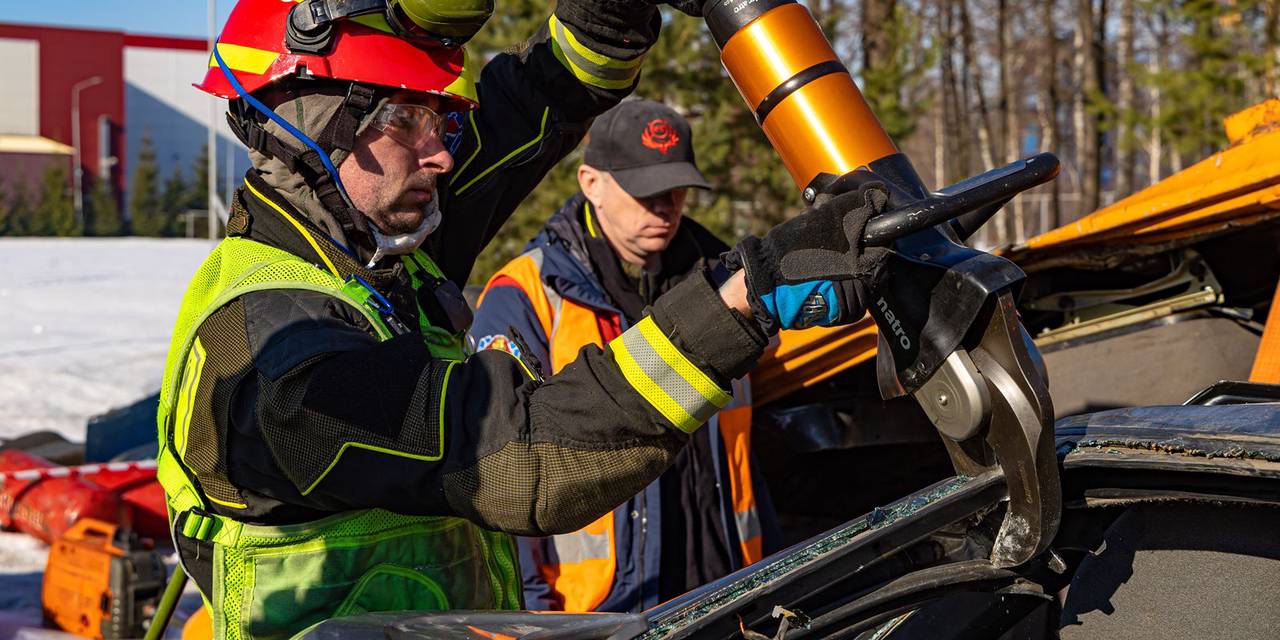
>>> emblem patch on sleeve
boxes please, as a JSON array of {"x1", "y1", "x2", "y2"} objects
[{"x1": 476, "y1": 334, "x2": 522, "y2": 359}]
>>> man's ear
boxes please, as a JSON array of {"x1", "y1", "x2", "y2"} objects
[{"x1": 578, "y1": 164, "x2": 603, "y2": 205}]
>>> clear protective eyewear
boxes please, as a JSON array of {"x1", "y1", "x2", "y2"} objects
[{"x1": 368, "y1": 103, "x2": 451, "y2": 150}]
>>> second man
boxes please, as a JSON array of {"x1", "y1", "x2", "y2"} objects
[{"x1": 472, "y1": 100, "x2": 780, "y2": 612}]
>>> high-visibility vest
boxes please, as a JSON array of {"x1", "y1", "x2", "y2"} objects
[
  {"x1": 157, "y1": 216, "x2": 520, "y2": 639},
  {"x1": 481, "y1": 247, "x2": 763, "y2": 612}
]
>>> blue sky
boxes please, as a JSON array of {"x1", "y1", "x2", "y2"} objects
[{"x1": 0, "y1": 0, "x2": 235, "y2": 38}]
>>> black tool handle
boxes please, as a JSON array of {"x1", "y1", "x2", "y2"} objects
[{"x1": 863, "y1": 153, "x2": 1060, "y2": 247}]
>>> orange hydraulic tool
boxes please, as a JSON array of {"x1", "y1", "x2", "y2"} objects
[
  {"x1": 703, "y1": 0, "x2": 1064, "y2": 568},
  {"x1": 41, "y1": 518, "x2": 167, "y2": 640}
]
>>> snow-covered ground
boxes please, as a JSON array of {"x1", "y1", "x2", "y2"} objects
[
  {"x1": 0, "y1": 238, "x2": 212, "y2": 635},
  {"x1": 0, "y1": 238, "x2": 213, "y2": 441}
]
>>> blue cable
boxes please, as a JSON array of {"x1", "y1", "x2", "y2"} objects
[
  {"x1": 212, "y1": 44, "x2": 351, "y2": 204},
  {"x1": 211, "y1": 42, "x2": 361, "y2": 258}
]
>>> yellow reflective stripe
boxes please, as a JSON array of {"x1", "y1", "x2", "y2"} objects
[
  {"x1": 173, "y1": 337, "x2": 205, "y2": 459},
  {"x1": 449, "y1": 111, "x2": 484, "y2": 186},
  {"x1": 301, "y1": 443, "x2": 444, "y2": 496},
  {"x1": 547, "y1": 16, "x2": 643, "y2": 90},
  {"x1": 611, "y1": 332, "x2": 698, "y2": 432},
  {"x1": 207, "y1": 43, "x2": 278, "y2": 75},
  {"x1": 300, "y1": 362, "x2": 456, "y2": 496},
  {"x1": 584, "y1": 202, "x2": 600, "y2": 238},
  {"x1": 609, "y1": 317, "x2": 731, "y2": 433},
  {"x1": 439, "y1": 361, "x2": 457, "y2": 432},
  {"x1": 243, "y1": 178, "x2": 341, "y2": 279},
  {"x1": 173, "y1": 339, "x2": 248, "y2": 511},
  {"x1": 453, "y1": 107, "x2": 550, "y2": 195},
  {"x1": 635, "y1": 317, "x2": 732, "y2": 409},
  {"x1": 497, "y1": 349, "x2": 536, "y2": 381},
  {"x1": 208, "y1": 494, "x2": 248, "y2": 510}
]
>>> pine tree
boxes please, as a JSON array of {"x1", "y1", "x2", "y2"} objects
[
  {"x1": 130, "y1": 134, "x2": 166, "y2": 236},
  {"x1": 162, "y1": 165, "x2": 190, "y2": 236},
  {"x1": 862, "y1": 1, "x2": 935, "y2": 142},
  {"x1": 6, "y1": 185, "x2": 34, "y2": 236},
  {"x1": 86, "y1": 177, "x2": 122, "y2": 236},
  {"x1": 39, "y1": 162, "x2": 78, "y2": 237},
  {"x1": 188, "y1": 143, "x2": 210, "y2": 211},
  {"x1": 0, "y1": 181, "x2": 9, "y2": 236}
]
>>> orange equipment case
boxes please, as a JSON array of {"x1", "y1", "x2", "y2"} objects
[{"x1": 41, "y1": 518, "x2": 167, "y2": 639}]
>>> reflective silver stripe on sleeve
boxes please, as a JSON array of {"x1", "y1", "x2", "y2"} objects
[
  {"x1": 612, "y1": 317, "x2": 732, "y2": 432},
  {"x1": 547, "y1": 15, "x2": 643, "y2": 90}
]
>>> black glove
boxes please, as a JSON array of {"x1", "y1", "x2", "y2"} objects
[
  {"x1": 724, "y1": 172, "x2": 893, "y2": 335},
  {"x1": 648, "y1": 0, "x2": 709, "y2": 16},
  {"x1": 556, "y1": 0, "x2": 662, "y2": 59}
]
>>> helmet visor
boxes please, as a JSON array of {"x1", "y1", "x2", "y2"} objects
[{"x1": 386, "y1": 1, "x2": 467, "y2": 47}]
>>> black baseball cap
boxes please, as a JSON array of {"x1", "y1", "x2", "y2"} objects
[{"x1": 583, "y1": 100, "x2": 711, "y2": 199}]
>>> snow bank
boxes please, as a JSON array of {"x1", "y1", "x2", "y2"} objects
[{"x1": 0, "y1": 238, "x2": 212, "y2": 442}]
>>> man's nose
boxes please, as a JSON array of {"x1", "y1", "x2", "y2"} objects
[
  {"x1": 420, "y1": 136, "x2": 455, "y2": 174},
  {"x1": 648, "y1": 193, "x2": 677, "y2": 217}
]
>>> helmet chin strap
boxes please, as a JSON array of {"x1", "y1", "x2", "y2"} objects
[
  {"x1": 366, "y1": 195, "x2": 442, "y2": 267},
  {"x1": 216, "y1": 45, "x2": 380, "y2": 255}
]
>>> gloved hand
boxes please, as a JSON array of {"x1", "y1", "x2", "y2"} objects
[
  {"x1": 556, "y1": 0, "x2": 661, "y2": 55},
  {"x1": 724, "y1": 172, "x2": 894, "y2": 335},
  {"x1": 648, "y1": 0, "x2": 709, "y2": 16}
]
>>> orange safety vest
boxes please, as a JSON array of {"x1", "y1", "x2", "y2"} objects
[{"x1": 479, "y1": 247, "x2": 763, "y2": 612}]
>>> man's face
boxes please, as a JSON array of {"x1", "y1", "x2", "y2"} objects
[
  {"x1": 338, "y1": 91, "x2": 454, "y2": 234},
  {"x1": 581, "y1": 166, "x2": 687, "y2": 266}
]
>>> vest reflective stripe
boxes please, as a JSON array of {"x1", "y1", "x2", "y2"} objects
[
  {"x1": 158, "y1": 235, "x2": 519, "y2": 639},
  {"x1": 610, "y1": 317, "x2": 731, "y2": 433},
  {"x1": 718, "y1": 381, "x2": 763, "y2": 565},
  {"x1": 540, "y1": 515, "x2": 616, "y2": 612}
]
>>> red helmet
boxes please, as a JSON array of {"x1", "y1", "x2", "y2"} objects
[{"x1": 195, "y1": 0, "x2": 479, "y2": 111}]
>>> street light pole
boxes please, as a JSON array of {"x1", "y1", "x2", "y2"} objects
[
  {"x1": 71, "y1": 75, "x2": 103, "y2": 230},
  {"x1": 208, "y1": 0, "x2": 219, "y2": 243}
]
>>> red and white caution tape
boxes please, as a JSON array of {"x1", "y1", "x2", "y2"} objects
[{"x1": 0, "y1": 460, "x2": 157, "y2": 485}]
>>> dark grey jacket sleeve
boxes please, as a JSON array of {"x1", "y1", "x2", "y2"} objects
[{"x1": 208, "y1": 272, "x2": 765, "y2": 536}]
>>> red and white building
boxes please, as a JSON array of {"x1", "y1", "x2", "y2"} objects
[{"x1": 0, "y1": 22, "x2": 247, "y2": 217}]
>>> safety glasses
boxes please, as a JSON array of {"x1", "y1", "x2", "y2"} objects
[{"x1": 368, "y1": 103, "x2": 451, "y2": 150}]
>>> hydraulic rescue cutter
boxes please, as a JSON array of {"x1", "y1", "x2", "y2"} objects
[{"x1": 706, "y1": 0, "x2": 1061, "y2": 568}]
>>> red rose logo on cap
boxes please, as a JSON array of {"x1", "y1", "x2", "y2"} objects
[{"x1": 641, "y1": 119, "x2": 680, "y2": 155}]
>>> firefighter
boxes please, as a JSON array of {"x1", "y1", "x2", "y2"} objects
[
  {"x1": 157, "y1": 1, "x2": 891, "y2": 637},
  {"x1": 472, "y1": 100, "x2": 779, "y2": 612}
]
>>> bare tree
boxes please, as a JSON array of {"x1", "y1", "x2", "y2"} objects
[
  {"x1": 959, "y1": 0, "x2": 1001, "y2": 244},
  {"x1": 1038, "y1": 0, "x2": 1063, "y2": 230},
  {"x1": 862, "y1": 0, "x2": 897, "y2": 71},
  {"x1": 1115, "y1": 0, "x2": 1136, "y2": 198},
  {"x1": 1074, "y1": 0, "x2": 1102, "y2": 216},
  {"x1": 1266, "y1": 0, "x2": 1280, "y2": 97},
  {"x1": 999, "y1": 0, "x2": 1026, "y2": 241},
  {"x1": 934, "y1": 0, "x2": 950, "y2": 188},
  {"x1": 940, "y1": 0, "x2": 968, "y2": 186},
  {"x1": 1146, "y1": 4, "x2": 1169, "y2": 186},
  {"x1": 959, "y1": 0, "x2": 999, "y2": 172}
]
